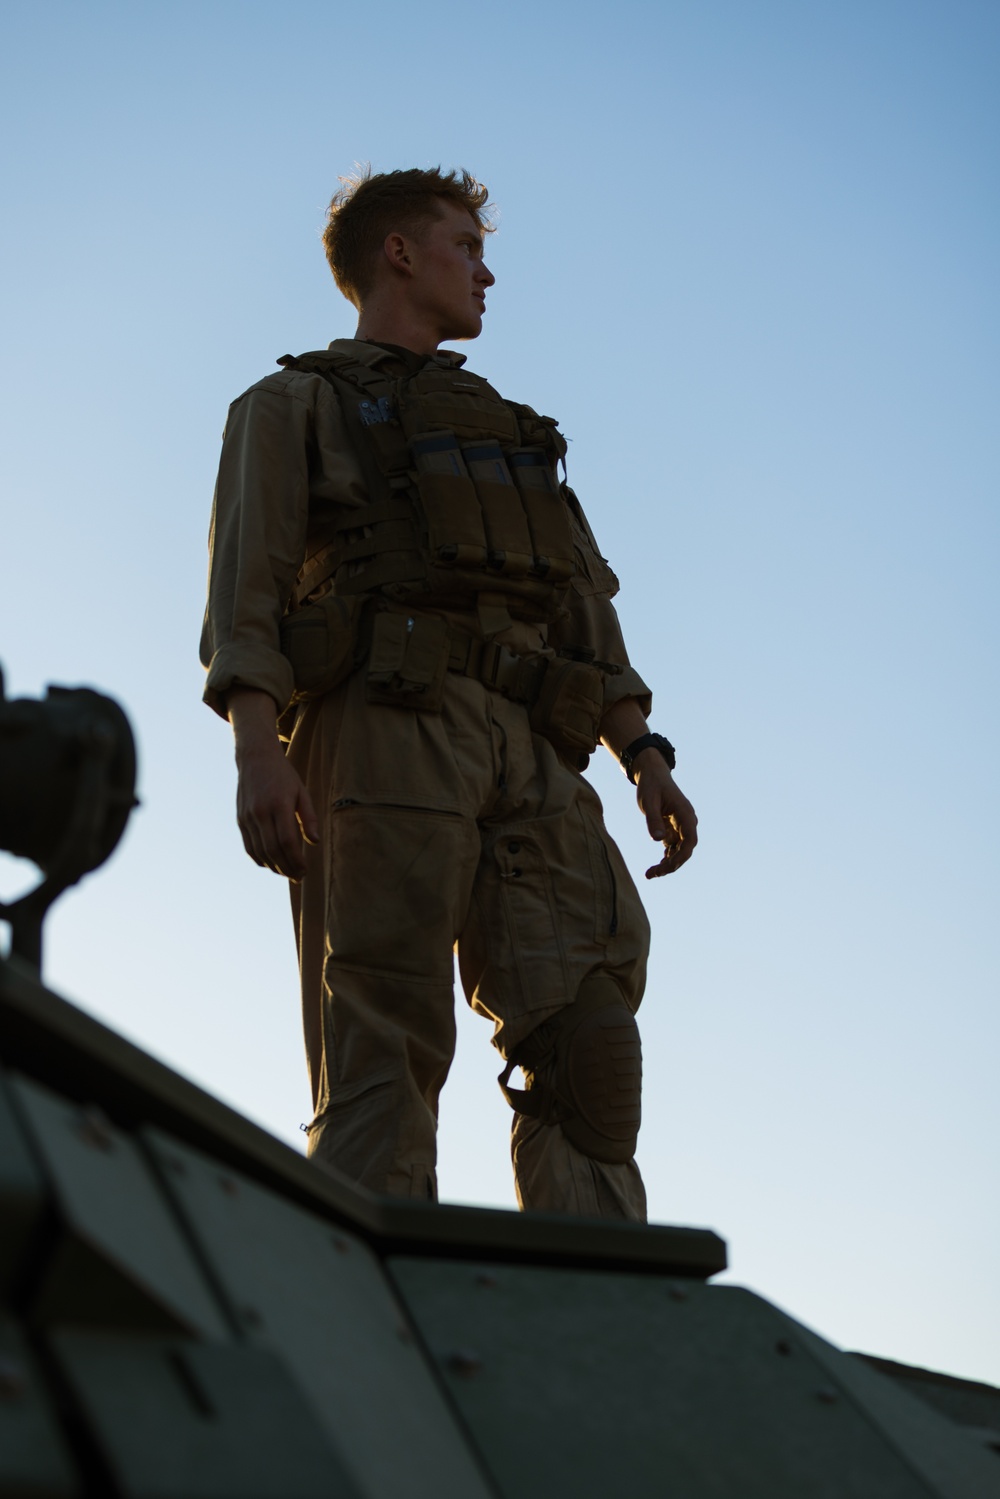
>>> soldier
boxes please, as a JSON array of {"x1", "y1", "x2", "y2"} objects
[{"x1": 201, "y1": 168, "x2": 697, "y2": 1220}]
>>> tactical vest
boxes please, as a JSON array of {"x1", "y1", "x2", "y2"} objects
[{"x1": 277, "y1": 350, "x2": 584, "y2": 624}]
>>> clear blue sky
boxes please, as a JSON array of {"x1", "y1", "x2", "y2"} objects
[{"x1": 1, "y1": 1, "x2": 997, "y2": 1385}]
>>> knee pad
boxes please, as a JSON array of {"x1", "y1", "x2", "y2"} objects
[{"x1": 498, "y1": 977, "x2": 642, "y2": 1165}]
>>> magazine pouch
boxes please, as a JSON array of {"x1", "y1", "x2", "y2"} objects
[
  {"x1": 365, "y1": 609, "x2": 450, "y2": 712},
  {"x1": 410, "y1": 432, "x2": 488, "y2": 570}
]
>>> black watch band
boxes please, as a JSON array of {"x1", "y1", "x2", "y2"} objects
[{"x1": 619, "y1": 732, "x2": 676, "y2": 784}]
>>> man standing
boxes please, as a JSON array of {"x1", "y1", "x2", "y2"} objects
[{"x1": 201, "y1": 168, "x2": 697, "y2": 1220}]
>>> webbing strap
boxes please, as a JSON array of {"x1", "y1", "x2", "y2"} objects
[
  {"x1": 445, "y1": 632, "x2": 549, "y2": 705},
  {"x1": 336, "y1": 496, "x2": 412, "y2": 531},
  {"x1": 335, "y1": 520, "x2": 418, "y2": 564},
  {"x1": 278, "y1": 351, "x2": 392, "y2": 398},
  {"x1": 498, "y1": 1035, "x2": 557, "y2": 1122},
  {"x1": 497, "y1": 979, "x2": 629, "y2": 1125},
  {"x1": 291, "y1": 543, "x2": 339, "y2": 608},
  {"x1": 497, "y1": 1058, "x2": 547, "y2": 1121},
  {"x1": 332, "y1": 555, "x2": 424, "y2": 593}
]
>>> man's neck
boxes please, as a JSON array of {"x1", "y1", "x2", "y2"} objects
[{"x1": 355, "y1": 305, "x2": 442, "y2": 356}]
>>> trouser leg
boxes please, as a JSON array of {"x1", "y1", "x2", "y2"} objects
[
  {"x1": 287, "y1": 680, "x2": 484, "y2": 1200},
  {"x1": 510, "y1": 1116, "x2": 647, "y2": 1219},
  {"x1": 305, "y1": 802, "x2": 480, "y2": 1197},
  {"x1": 458, "y1": 704, "x2": 651, "y2": 1221}
]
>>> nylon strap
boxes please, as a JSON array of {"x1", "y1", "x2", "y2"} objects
[
  {"x1": 445, "y1": 631, "x2": 549, "y2": 705},
  {"x1": 291, "y1": 543, "x2": 340, "y2": 608},
  {"x1": 337, "y1": 496, "x2": 412, "y2": 530},
  {"x1": 496, "y1": 981, "x2": 627, "y2": 1124},
  {"x1": 278, "y1": 351, "x2": 392, "y2": 397},
  {"x1": 332, "y1": 555, "x2": 425, "y2": 593},
  {"x1": 335, "y1": 520, "x2": 418, "y2": 564}
]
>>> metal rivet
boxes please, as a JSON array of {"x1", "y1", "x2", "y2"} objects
[
  {"x1": 775, "y1": 1339, "x2": 793, "y2": 1356},
  {"x1": 0, "y1": 1360, "x2": 26, "y2": 1399},
  {"x1": 816, "y1": 1388, "x2": 838, "y2": 1404},
  {"x1": 447, "y1": 1350, "x2": 483, "y2": 1377}
]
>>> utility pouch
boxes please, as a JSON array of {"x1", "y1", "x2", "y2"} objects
[
  {"x1": 279, "y1": 594, "x2": 365, "y2": 703},
  {"x1": 529, "y1": 656, "x2": 604, "y2": 763},
  {"x1": 509, "y1": 451, "x2": 576, "y2": 584},
  {"x1": 410, "y1": 432, "x2": 488, "y2": 569},
  {"x1": 462, "y1": 442, "x2": 534, "y2": 579},
  {"x1": 366, "y1": 609, "x2": 449, "y2": 711}
]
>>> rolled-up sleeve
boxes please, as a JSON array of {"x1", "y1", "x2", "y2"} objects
[{"x1": 200, "y1": 377, "x2": 314, "y2": 717}]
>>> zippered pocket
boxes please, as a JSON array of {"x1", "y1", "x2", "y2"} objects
[
  {"x1": 581, "y1": 809, "x2": 619, "y2": 942},
  {"x1": 600, "y1": 840, "x2": 619, "y2": 938}
]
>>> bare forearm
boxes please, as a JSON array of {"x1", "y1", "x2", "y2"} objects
[
  {"x1": 599, "y1": 696, "x2": 650, "y2": 759},
  {"x1": 600, "y1": 696, "x2": 699, "y2": 878},
  {"x1": 227, "y1": 687, "x2": 284, "y2": 762}
]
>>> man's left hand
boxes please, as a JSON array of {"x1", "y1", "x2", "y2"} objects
[{"x1": 633, "y1": 750, "x2": 698, "y2": 879}]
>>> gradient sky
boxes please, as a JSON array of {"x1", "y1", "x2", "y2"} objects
[{"x1": 1, "y1": 1, "x2": 997, "y2": 1385}]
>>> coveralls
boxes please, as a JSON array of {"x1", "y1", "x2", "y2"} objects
[{"x1": 202, "y1": 339, "x2": 653, "y2": 1218}]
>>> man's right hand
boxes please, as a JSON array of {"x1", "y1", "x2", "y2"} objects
[{"x1": 227, "y1": 688, "x2": 319, "y2": 881}]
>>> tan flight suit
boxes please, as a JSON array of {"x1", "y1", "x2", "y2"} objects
[{"x1": 202, "y1": 339, "x2": 653, "y2": 1219}]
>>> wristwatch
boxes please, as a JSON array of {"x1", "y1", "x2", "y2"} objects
[{"x1": 619, "y1": 732, "x2": 676, "y2": 784}]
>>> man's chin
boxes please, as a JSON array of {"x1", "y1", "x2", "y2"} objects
[{"x1": 443, "y1": 314, "x2": 484, "y2": 343}]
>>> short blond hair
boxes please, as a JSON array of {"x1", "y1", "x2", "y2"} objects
[{"x1": 323, "y1": 166, "x2": 494, "y2": 309}]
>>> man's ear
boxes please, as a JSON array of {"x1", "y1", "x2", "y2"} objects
[{"x1": 383, "y1": 231, "x2": 414, "y2": 278}]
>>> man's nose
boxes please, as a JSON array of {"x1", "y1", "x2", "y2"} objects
[{"x1": 477, "y1": 261, "x2": 496, "y2": 287}]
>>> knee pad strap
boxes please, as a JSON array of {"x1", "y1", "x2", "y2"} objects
[{"x1": 497, "y1": 977, "x2": 641, "y2": 1165}]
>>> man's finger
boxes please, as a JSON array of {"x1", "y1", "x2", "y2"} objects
[
  {"x1": 644, "y1": 831, "x2": 696, "y2": 879},
  {"x1": 238, "y1": 816, "x2": 267, "y2": 869},
  {"x1": 240, "y1": 803, "x2": 303, "y2": 880},
  {"x1": 641, "y1": 794, "x2": 667, "y2": 842},
  {"x1": 269, "y1": 807, "x2": 307, "y2": 880}
]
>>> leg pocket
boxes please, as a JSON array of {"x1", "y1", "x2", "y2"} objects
[
  {"x1": 465, "y1": 831, "x2": 571, "y2": 1026},
  {"x1": 327, "y1": 803, "x2": 474, "y2": 979}
]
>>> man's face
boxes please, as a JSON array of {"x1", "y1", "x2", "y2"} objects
[{"x1": 407, "y1": 200, "x2": 495, "y2": 342}]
